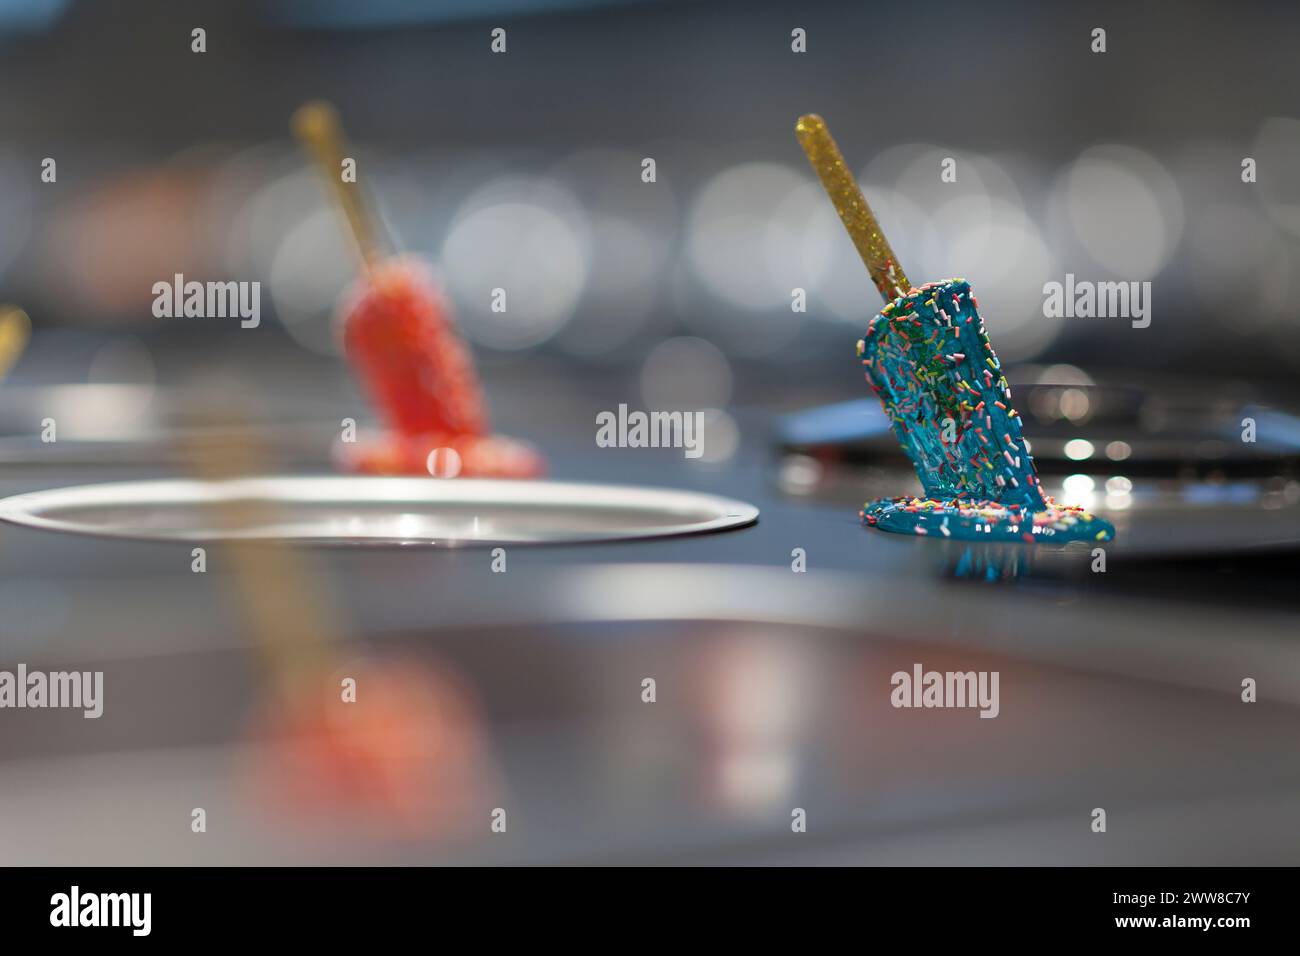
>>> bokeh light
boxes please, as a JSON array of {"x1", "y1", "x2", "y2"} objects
[
  {"x1": 1058, "y1": 145, "x2": 1184, "y2": 278},
  {"x1": 639, "y1": 335, "x2": 733, "y2": 411},
  {"x1": 442, "y1": 176, "x2": 589, "y2": 350},
  {"x1": 1253, "y1": 117, "x2": 1300, "y2": 239}
]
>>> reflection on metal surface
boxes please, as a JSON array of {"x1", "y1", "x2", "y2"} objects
[
  {"x1": 947, "y1": 544, "x2": 1037, "y2": 583},
  {"x1": 5, "y1": 563, "x2": 1299, "y2": 864},
  {"x1": 0, "y1": 477, "x2": 760, "y2": 546},
  {"x1": 182, "y1": 425, "x2": 495, "y2": 837},
  {"x1": 242, "y1": 656, "x2": 493, "y2": 838},
  {"x1": 692, "y1": 630, "x2": 814, "y2": 816}
]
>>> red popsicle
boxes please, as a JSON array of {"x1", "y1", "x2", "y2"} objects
[
  {"x1": 292, "y1": 101, "x2": 544, "y2": 478},
  {"x1": 342, "y1": 256, "x2": 486, "y2": 437}
]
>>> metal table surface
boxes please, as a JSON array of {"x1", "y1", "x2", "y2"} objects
[{"x1": 0, "y1": 360, "x2": 1297, "y2": 865}]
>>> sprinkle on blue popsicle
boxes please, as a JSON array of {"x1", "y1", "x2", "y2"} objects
[
  {"x1": 857, "y1": 278, "x2": 1114, "y2": 543},
  {"x1": 794, "y1": 114, "x2": 1115, "y2": 544}
]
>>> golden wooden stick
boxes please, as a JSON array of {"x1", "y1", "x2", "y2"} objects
[
  {"x1": 292, "y1": 100, "x2": 380, "y2": 270},
  {"x1": 795, "y1": 114, "x2": 911, "y2": 303},
  {"x1": 0, "y1": 306, "x2": 31, "y2": 382}
]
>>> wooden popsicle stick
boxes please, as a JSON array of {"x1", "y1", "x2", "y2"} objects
[{"x1": 292, "y1": 100, "x2": 382, "y2": 273}]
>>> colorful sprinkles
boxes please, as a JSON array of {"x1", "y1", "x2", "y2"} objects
[
  {"x1": 861, "y1": 496, "x2": 1114, "y2": 543},
  {"x1": 858, "y1": 277, "x2": 1115, "y2": 544}
]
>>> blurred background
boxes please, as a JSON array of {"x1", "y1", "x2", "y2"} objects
[
  {"x1": 1, "y1": 0, "x2": 1298, "y2": 388},
  {"x1": 1, "y1": 0, "x2": 1299, "y2": 866}
]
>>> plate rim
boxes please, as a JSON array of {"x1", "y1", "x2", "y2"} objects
[{"x1": 0, "y1": 475, "x2": 761, "y2": 548}]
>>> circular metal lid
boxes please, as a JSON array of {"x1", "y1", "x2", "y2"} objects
[{"x1": 0, "y1": 476, "x2": 760, "y2": 547}]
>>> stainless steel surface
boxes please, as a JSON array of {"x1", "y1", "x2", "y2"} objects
[
  {"x1": 2, "y1": 564, "x2": 1297, "y2": 865},
  {"x1": 0, "y1": 476, "x2": 761, "y2": 546}
]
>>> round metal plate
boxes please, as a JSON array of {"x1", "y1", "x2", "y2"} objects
[{"x1": 0, "y1": 477, "x2": 760, "y2": 547}]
